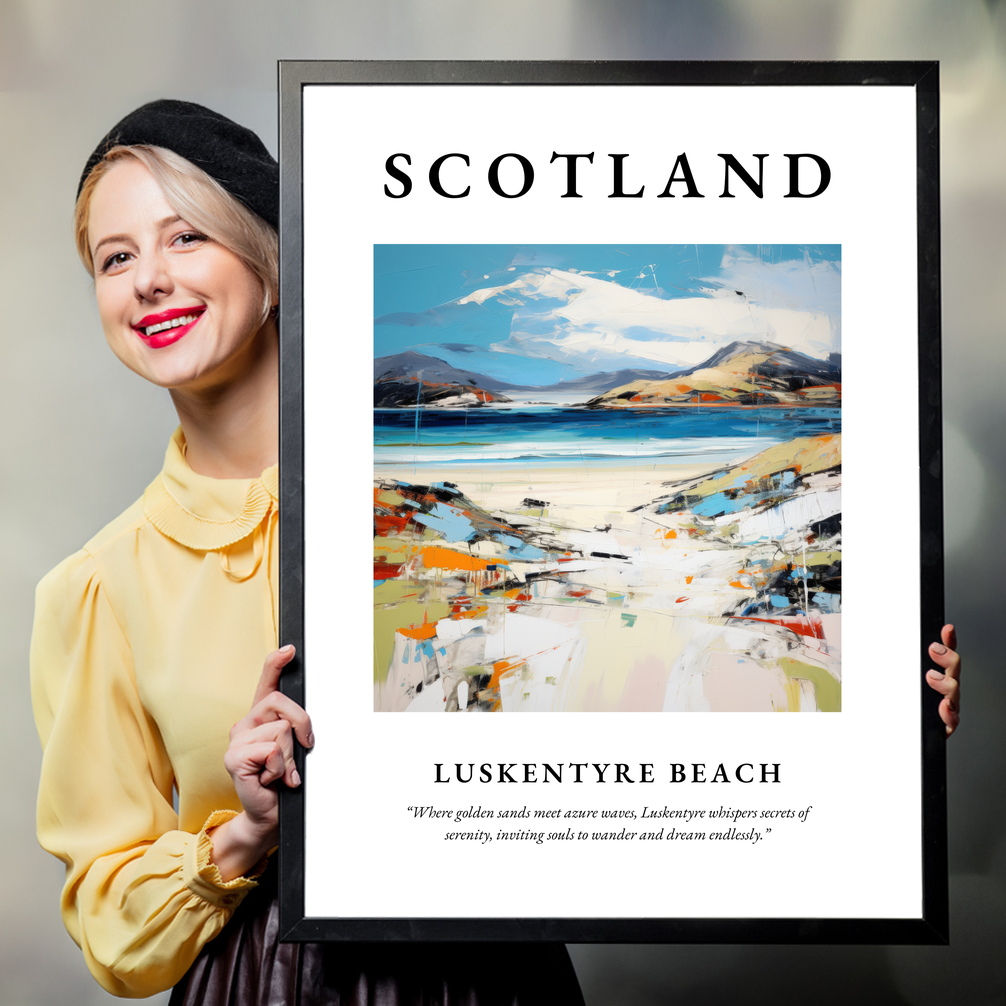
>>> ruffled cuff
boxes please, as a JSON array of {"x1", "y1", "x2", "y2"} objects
[{"x1": 182, "y1": 810, "x2": 269, "y2": 910}]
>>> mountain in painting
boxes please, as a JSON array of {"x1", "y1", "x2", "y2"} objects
[
  {"x1": 374, "y1": 351, "x2": 513, "y2": 407},
  {"x1": 374, "y1": 351, "x2": 676, "y2": 405},
  {"x1": 374, "y1": 380, "x2": 513, "y2": 408},
  {"x1": 375, "y1": 351, "x2": 512, "y2": 390},
  {"x1": 374, "y1": 342, "x2": 840, "y2": 408},
  {"x1": 586, "y1": 341, "x2": 841, "y2": 408}
]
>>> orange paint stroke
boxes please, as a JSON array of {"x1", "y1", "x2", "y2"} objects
[
  {"x1": 488, "y1": 658, "x2": 523, "y2": 689},
  {"x1": 399, "y1": 610, "x2": 439, "y2": 640},
  {"x1": 418, "y1": 546, "x2": 508, "y2": 572},
  {"x1": 452, "y1": 605, "x2": 488, "y2": 620}
]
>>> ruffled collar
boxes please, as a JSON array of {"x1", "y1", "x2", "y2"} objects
[{"x1": 143, "y1": 428, "x2": 278, "y2": 551}]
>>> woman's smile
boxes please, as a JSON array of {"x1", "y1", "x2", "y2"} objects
[{"x1": 133, "y1": 305, "x2": 207, "y2": 347}]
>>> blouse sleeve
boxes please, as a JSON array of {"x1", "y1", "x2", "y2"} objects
[{"x1": 31, "y1": 549, "x2": 262, "y2": 998}]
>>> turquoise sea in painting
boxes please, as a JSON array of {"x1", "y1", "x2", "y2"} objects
[{"x1": 375, "y1": 406, "x2": 841, "y2": 467}]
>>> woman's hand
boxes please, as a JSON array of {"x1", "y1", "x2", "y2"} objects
[
  {"x1": 209, "y1": 645, "x2": 314, "y2": 881},
  {"x1": 926, "y1": 624, "x2": 961, "y2": 738}
]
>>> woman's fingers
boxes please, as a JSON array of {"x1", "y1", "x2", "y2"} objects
[
  {"x1": 232, "y1": 689, "x2": 314, "y2": 750},
  {"x1": 224, "y1": 738, "x2": 287, "y2": 788},
  {"x1": 224, "y1": 645, "x2": 311, "y2": 810},
  {"x1": 218, "y1": 647, "x2": 309, "y2": 845},
  {"x1": 259, "y1": 742, "x2": 289, "y2": 787},
  {"x1": 928, "y1": 625, "x2": 960, "y2": 680},
  {"x1": 230, "y1": 719, "x2": 302, "y2": 788},
  {"x1": 941, "y1": 623, "x2": 958, "y2": 653},
  {"x1": 929, "y1": 641, "x2": 961, "y2": 679},
  {"x1": 925, "y1": 667, "x2": 959, "y2": 704},
  {"x1": 252, "y1": 644, "x2": 296, "y2": 707},
  {"x1": 924, "y1": 680, "x2": 960, "y2": 736},
  {"x1": 241, "y1": 644, "x2": 314, "y2": 749},
  {"x1": 927, "y1": 623, "x2": 961, "y2": 737},
  {"x1": 255, "y1": 691, "x2": 313, "y2": 749},
  {"x1": 940, "y1": 698, "x2": 960, "y2": 736},
  {"x1": 926, "y1": 670, "x2": 960, "y2": 736}
]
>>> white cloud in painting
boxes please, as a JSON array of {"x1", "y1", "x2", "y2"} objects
[
  {"x1": 463, "y1": 264, "x2": 840, "y2": 373},
  {"x1": 701, "y1": 247, "x2": 841, "y2": 347}
]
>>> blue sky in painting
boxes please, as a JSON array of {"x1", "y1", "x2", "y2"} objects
[{"x1": 374, "y1": 244, "x2": 841, "y2": 387}]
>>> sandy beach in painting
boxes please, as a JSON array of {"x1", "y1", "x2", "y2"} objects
[
  {"x1": 374, "y1": 439, "x2": 842, "y2": 715},
  {"x1": 377, "y1": 460, "x2": 709, "y2": 513}
]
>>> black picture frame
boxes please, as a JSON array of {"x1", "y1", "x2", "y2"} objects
[{"x1": 277, "y1": 60, "x2": 945, "y2": 944}]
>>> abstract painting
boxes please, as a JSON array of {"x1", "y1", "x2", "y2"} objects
[{"x1": 373, "y1": 245, "x2": 841, "y2": 713}]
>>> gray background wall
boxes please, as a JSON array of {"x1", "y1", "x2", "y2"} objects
[{"x1": 1, "y1": 2, "x2": 1003, "y2": 1003}]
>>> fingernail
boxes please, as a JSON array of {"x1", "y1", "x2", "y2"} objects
[
  {"x1": 280, "y1": 644, "x2": 295, "y2": 654},
  {"x1": 928, "y1": 670, "x2": 944, "y2": 680},
  {"x1": 307, "y1": 732, "x2": 315, "y2": 748},
  {"x1": 292, "y1": 768, "x2": 301, "y2": 787},
  {"x1": 931, "y1": 643, "x2": 947, "y2": 654}
]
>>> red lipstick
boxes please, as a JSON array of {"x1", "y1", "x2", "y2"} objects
[{"x1": 132, "y1": 306, "x2": 205, "y2": 349}]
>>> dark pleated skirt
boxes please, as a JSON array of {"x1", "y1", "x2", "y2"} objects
[{"x1": 169, "y1": 869, "x2": 584, "y2": 1006}]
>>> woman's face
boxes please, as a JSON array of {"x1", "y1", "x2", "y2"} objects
[{"x1": 87, "y1": 158, "x2": 270, "y2": 393}]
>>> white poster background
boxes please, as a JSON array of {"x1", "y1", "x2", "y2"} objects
[{"x1": 301, "y1": 84, "x2": 920, "y2": 920}]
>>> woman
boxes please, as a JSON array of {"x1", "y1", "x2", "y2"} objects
[{"x1": 31, "y1": 100, "x2": 585, "y2": 1003}]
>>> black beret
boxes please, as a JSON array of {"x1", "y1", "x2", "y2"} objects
[{"x1": 77, "y1": 99, "x2": 278, "y2": 228}]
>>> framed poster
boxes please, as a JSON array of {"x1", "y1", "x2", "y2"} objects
[{"x1": 277, "y1": 61, "x2": 946, "y2": 943}]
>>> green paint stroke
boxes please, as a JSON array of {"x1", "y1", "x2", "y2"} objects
[
  {"x1": 373, "y1": 581, "x2": 450, "y2": 684},
  {"x1": 778, "y1": 657, "x2": 842, "y2": 712},
  {"x1": 620, "y1": 613, "x2": 638, "y2": 628}
]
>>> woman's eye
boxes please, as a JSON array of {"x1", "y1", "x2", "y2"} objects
[
  {"x1": 101, "y1": 251, "x2": 132, "y2": 273},
  {"x1": 173, "y1": 231, "x2": 208, "y2": 248}
]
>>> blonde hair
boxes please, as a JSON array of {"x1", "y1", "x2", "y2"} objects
[{"x1": 75, "y1": 145, "x2": 278, "y2": 323}]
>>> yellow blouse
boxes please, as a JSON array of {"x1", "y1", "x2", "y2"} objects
[{"x1": 31, "y1": 428, "x2": 279, "y2": 998}]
